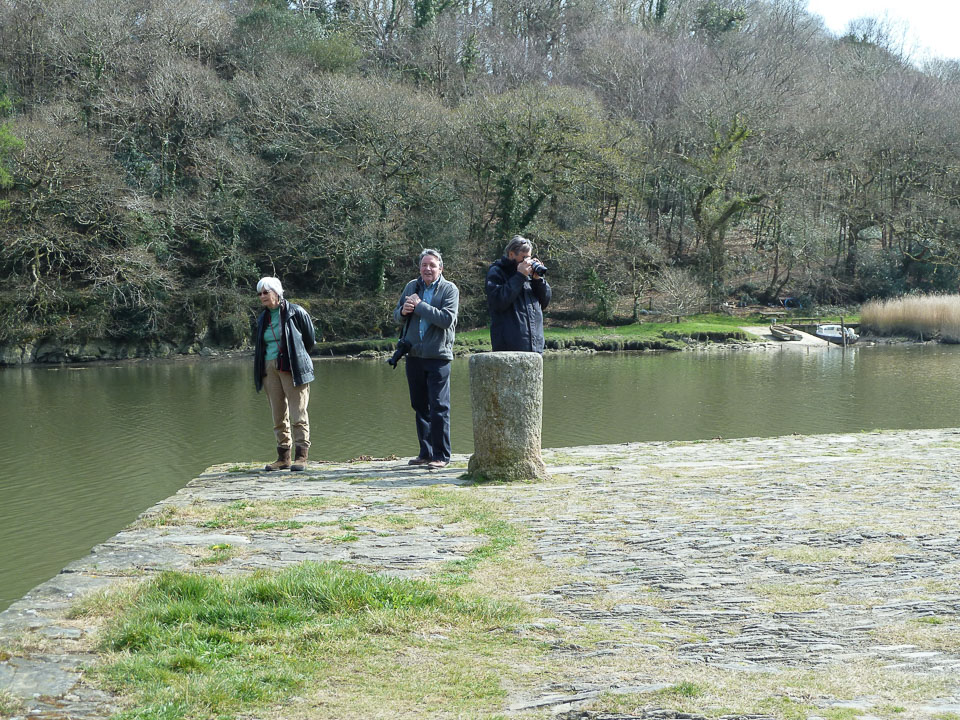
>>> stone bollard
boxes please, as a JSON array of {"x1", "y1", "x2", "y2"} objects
[{"x1": 467, "y1": 352, "x2": 548, "y2": 481}]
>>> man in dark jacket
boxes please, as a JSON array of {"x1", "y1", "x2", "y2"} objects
[
  {"x1": 486, "y1": 235, "x2": 552, "y2": 353},
  {"x1": 393, "y1": 249, "x2": 459, "y2": 469}
]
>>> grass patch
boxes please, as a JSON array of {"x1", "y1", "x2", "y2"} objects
[
  {"x1": 871, "y1": 620, "x2": 960, "y2": 652},
  {"x1": 0, "y1": 689, "x2": 24, "y2": 716},
  {"x1": 657, "y1": 680, "x2": 706, "y2": 698},
  {"x1": 330, "y1": 533, "x2": 360, "y2": 543},
  {"x1": 769, "y1": 542, "x2": 914, "y2": 566},
  {"x1": 407, "y1": 487, "x2": 522, "y2": 587},
  {"x1": 821, "y1": 708, "x2": 866, "y2": 720},
  {"x1": 195, "y1": 543, "x2": 237, "y2": 566},
  {"x1": 770, "y1": 545, "x2": 845, "y2": 563},
  {"x1": 137, "y1": 498, "x2": 337, "y2": 531},
  {"x1": 585, "y1": 659, "x2": 949, "y2": 720},
  {"x1": 750, "y1": 581, "x2": 834, "y2": 612},
  {"x1": 87, "y1": 563, "x2": 528, "y2": 720}
]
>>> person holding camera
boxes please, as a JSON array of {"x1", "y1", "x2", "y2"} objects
[
  {"x1": 254, "y1": 276, "x2": 316, "y2": 472},
  {"x1": 485, "y1": 235, "x2": 552, "y2": 353},
  {"x1": 392, "y1": 249, "x2": 459, "y2": 469}
]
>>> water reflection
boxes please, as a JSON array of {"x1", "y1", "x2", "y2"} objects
[{"x1": 2, "y1": 344, "x2": 959, "y2": 611}]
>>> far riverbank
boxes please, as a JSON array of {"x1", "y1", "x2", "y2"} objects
[{"x1": 0, "y1": 312, "x2": 872, "y2": 366}]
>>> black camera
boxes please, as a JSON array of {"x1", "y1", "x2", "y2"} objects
[
  {"x1": 531, "y1": 261, "x2": 548, "y2": 276},
  {"x1": 386, "y1": 339, "x2": 412, "y2": 368}
]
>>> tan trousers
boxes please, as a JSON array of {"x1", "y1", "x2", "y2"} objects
[{"x1": 263, "y1": 358, "x2": 311, "y2": 449}]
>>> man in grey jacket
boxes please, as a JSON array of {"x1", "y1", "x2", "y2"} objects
[{"x1": 393, "y1": 249, "x2": 459, "y2": 469}]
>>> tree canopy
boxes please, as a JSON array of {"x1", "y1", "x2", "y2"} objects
[{"x1": 2, "y1": 0, "x2": 959, "y2": 348}]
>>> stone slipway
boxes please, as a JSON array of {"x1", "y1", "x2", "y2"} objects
[{"x1": 3, "y1": 429, "x2": 960, "y2": 719}]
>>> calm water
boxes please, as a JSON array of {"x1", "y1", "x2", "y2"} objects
[{"x1": 2, "y1": 344, "x2": 960, "y2": 611}]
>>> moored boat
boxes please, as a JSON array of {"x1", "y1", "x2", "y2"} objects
[{"x1": 815, "y1": 324, "x2": 858, "y2": 345}]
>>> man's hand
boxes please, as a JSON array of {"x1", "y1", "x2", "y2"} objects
[
  {"x1": 518, "y1": 257, "x2": 544, "y2": 280},
  {"x1": 401, "y1": 293, "x2": 421, "y2": 316},
  {"x1": 529, "y1": 257, "x2": 543, "y2": 280}
]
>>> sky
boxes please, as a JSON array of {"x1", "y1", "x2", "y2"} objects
[{"x1": 804, "y1": 0, "x2": 960, "y2": 62}]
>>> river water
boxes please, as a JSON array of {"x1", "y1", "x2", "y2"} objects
[{"x1": 2, "y1": 344, "x2": 959, "y2": 611}]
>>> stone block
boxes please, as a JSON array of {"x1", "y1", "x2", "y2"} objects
[{"x1": 467, "y1": 352, "x2": 547, "y2": 481}]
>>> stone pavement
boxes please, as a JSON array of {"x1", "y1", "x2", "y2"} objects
[{"x1": 2, "y1": 429, "x2": 959, "y2": 719}]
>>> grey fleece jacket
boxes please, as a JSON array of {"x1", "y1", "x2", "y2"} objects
[{"x1": 392, "y1": 276, "x2": 459, "y2": 360}]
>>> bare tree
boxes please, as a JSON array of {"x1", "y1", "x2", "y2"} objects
[{"x1": 653, "y1": 266, "x2": 708, "y2": 316}]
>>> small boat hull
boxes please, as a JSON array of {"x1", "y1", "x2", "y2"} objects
[
  {"x1": 770, "y1": 324, "x2": 802, "y2": 341},
  {"x1": 815, "y1": 324, "x2": 858, "y2": 345}
]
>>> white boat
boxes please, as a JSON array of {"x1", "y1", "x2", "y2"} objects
[{"x1": 815, "y1": 324, "x2": 858, "y2": 345}]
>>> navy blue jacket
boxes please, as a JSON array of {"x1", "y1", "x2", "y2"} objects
[
  {"x1": 485, "y1": 256, "x2": 551, "y2": 353},
  {"x1": 254, "y1": 300, "x2": 316, "y2": 391}
]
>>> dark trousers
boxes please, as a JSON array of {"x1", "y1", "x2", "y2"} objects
[{"x1": 405, "y1": 356, "x2": 451, "y2": 462}]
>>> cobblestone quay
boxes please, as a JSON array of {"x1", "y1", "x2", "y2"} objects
[{"x1": 2, "y1": 429, "x2": 959, "y2": 719}]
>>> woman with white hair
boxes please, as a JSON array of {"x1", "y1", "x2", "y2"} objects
[{"x1": 253, "y1": 276, "x2": 317, "y2": 471}]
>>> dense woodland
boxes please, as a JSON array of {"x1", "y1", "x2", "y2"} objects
[{"x1": 2, "y1": 0, "x2": 960, "y2": 349}]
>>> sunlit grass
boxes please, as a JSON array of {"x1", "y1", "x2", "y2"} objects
[
  {"x1": 406, "y1": 486, "x2": 522, "y2": 587},
  {"x1": 0, "y1": 689, "x2": 24, "y2": 717},
  {"x1": 861, "y1": 294, "x2": 960, "y2": 341},
  {"x1": 872, "y1": 619, "x2": 960, "y2": 652},
  {"x1": 415, "y1": 313, "x2": 757, "y2": 350},
  {"x1": 135, "y1": 498, "x2": 338, "y2": 530},
  {"x1": 87, "y1": 563, "x2": 528, "y2": 720},
  {"x1": 584, "y1": 657, "x2": 951, "y2": 720}
]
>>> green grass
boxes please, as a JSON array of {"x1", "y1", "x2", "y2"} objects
[
  {"x1": 319, "y1": 313, "x2": 769, "y2": 356},
  {"x1": 195, "y1": 543, "x2": 237, "y2": 566},
  {"x1": 657, "y1": 681, "x2": 706, "y2": 698},
  {"x1": 0, "y1": 689, "x2": 24, "y2": 716},
  {"x1": 141, "y1": 498, "x2": 333, "y2": 531},
  {"x1": 408, "y1": 487, "x2": 522, "y2": 587},
  {"x1": 88, "y1": 563, "x2": 526, "y2": 720}
]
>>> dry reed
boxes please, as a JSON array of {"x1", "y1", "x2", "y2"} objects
[{"x1": 860, "y1": 294, "x2": 960, "y2": 342}]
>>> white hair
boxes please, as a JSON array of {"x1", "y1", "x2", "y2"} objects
[{"x1": 256, "y1": 276, "x2": 283, "y2": 298}]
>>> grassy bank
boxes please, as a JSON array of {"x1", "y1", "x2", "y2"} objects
[{"x1": 315, "y1": 314, "x2": 760, "y2": 357}]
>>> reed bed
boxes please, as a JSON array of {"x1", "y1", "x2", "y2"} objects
[{"x1": 860, "y1": 294, "x2": 960, "y2": 342}]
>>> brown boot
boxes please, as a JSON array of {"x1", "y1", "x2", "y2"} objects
[
  {"x1": 265, "y1": 446, "x2": 291, "y2": 471},
  {"x1": 290, "y1": 445, "x2": 309, "y2": 472}
]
